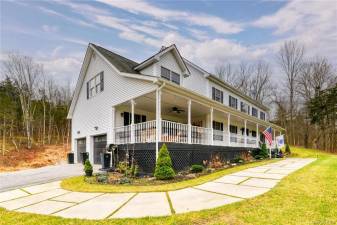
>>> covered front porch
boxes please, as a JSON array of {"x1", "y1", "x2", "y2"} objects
[{"x1": 110, "y1": 86, "x2": 282, "y2": 155}]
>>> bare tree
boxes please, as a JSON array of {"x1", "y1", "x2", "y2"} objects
[
  {"x1": 2, "y1": 54, "x2": 42, "y2": 149},
  {"x1": 215, "y1": 63, "x2": 237, "y2": 86},
  {"x1": 277, "y1": 41, "x2": 304, "y2": 145},
  {"x1": 248, "y1": 61, "x2": 273, "y2": 104}
]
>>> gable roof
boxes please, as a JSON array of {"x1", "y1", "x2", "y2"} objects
[
  {"x1": 134, "y1": 44, "x2": 190, "y2": 76},
  {"x1": 91, "y1": 43, "x2": 140, "y2": 74}
]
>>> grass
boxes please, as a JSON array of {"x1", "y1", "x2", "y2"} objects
[
  {"x1": 61, "y1": 159, "x2": 275, "y2": 193},
  {"x1": 1, "y1": 146, "x2": 337, "y2": 225}
]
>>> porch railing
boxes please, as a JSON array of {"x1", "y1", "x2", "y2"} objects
[
  {"x1": 114, "y1": 120, "x2": 258, "y2": 147},
  {"x1": 115, "y1": 125, "x2": 131, "y2": 144},
  {"x1": 161, "y1": 120, "x2": 188, "y2": 143},
  {"x1": 191, "y1": 125, "x2": 211, "y2": 145},
  {"x1": 134, "y1": 120, "x2": 156, "y2": 143}
]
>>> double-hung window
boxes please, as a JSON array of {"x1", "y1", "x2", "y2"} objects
[
  {"x1": 260, "y1": 111, "x2": 266, "y2": 120},
  {"x1": 212, "y1": 87, "x2": 223, "y2": 103},
  {"x1": 161, "y1": 66, "x2": 180, "y2": 85},
  {"x1": 87, "y1": 71, "x2": 104, "y2": 99},
  {"x1": 229, "y1": 95, "x2": 238, "y2": 109},
  {"x1": 252, "y1": 107, "x2": 258, "y2": 117}
]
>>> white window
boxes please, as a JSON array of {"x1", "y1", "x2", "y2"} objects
[
  {"x1": 252, "y1": 107, "x2": 258, "y2": 117},
  {"x1": 87, "y1": 71, "x2": 104, "y2": 99},
  {"x1": 260, "y1": 111, "x2": 266, "y2": 120},
  {"x1": 240, "y1": 102, "x2": 250, "y2": 114}
]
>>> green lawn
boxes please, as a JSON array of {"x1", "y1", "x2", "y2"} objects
[
  {"x1": 1, "y1": 147, "x2": 337, "y2": 225},
  {"x1": 61, "y1": 159, "x2": 276, "y2": 193}
]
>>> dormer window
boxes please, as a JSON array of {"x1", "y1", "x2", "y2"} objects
[{"x1": 161, "y1": 66, "x2": 180, "y2": 85}]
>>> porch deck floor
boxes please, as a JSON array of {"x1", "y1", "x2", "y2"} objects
[{"x1": 0, "y1": 158, "x2": 315, "y2": 219}]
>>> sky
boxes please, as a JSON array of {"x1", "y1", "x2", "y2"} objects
[{"x1": 0, "y1": 0, "x2": 336, "y2": 86}]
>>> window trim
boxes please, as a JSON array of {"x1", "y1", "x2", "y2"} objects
[
  {"x1": 229, "y1": 95, "x2": 238, "y2": 109},
  {"x1": 212, "y1": 87, "x2": 223, "y2": 103},
  {"x1": 160, "y1": 66, "x2": 180, "y2": 85},
  {"x1": 87, "y1": 71, "x2": 104, "y2": 99}
]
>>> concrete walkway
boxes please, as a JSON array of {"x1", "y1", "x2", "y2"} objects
[
  {"x1": 0, "y1": 158, "x2": 315, "y2": 219},
  {"x1": 0, "y1": 164, "x2": 101, "y2": 192}
]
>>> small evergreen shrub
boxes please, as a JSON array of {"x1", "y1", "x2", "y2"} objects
[
  {"x1": 84, "y1": 159, "x2": 93, "y2": 177},
  {"x1": 190, "y1": 164, "x2": 204, "y2": 173},
  {"x1": 285, "y1": 144, "x2": 291, "y2": 154},
  {"x1": 154, "y1": 144, "x2": 175, "y2": 180},
  {"x1": 260, "y1": 143, "x2": 269, "y2": 158}
]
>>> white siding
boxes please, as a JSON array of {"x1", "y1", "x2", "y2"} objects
[
  {"x1": 182, "y1": 63, "x2": 207, "y2": 95},
  {"x1": 159, "y1": 52, "x2": 183, "y2": 75},
  {"x1": 71, "y1": 52, "x2": 157, "y2": 162},
  {"x1": 140, "y1": 64, "x2": 154, "y2": 76}
]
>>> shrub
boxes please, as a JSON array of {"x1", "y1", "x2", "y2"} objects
[
  {"x1": 119, "y1": 177, "x2": 131, "y2": 184},
  {"x1": 96, "y1": 173, "x2": 108, "y2": 183},
  {"x1": 260, "y1": 143, "x2": 269, "y2": 158},
  {"x1": 154, "y1": 144, "x2": 175, "y2": 180},
  {"x1": 130, "y1": 164, "x2": 139, "y2": 177},
  {"x1": 117, "y1": 161, "x2": 128, "y2": 174},
  {"x1": 84, "y1": 159, "x2": 93, "y2": 177},
  {"x1": 285, "y1": 144, "x2": 291, "y2": 154},
  {"x1": 190, "y1": 164, "x2": 204, "y2": 173},
  {"x1": 209, "y1": 154, "x2": 223, "y2": 168},
  {"x1": 231, "y1": 157, "x2": 244, "y2": 164}
]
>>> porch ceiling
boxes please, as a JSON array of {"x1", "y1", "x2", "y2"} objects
[{"x1": 119, "y1": 91, "x2": 209, "y2": 118}]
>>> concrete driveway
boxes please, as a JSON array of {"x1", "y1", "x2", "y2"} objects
[{"x1": 0, "y1": 164, "x2": 100, "y2": 192}]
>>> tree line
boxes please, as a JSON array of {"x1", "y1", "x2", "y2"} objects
[
  {"x1": 0, "y1": 54, "x2": 72, "y2": 155},
  {"x1": 215, "y1": 41, "x2": 337, "y2": 152}
]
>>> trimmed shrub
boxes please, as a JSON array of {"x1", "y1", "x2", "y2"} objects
[
  {"x1": 84, "y1": 159, "x2": 93, "y2": 177},
  {"x1": 285, "y1": 144, "x2": 291, "y2": 154},
  {"x1": 154, "y1": 144, "x2": 175, "y2": 180},
  {"x1": 190, "y1": 164, "x2": 204, "y2": 173}
]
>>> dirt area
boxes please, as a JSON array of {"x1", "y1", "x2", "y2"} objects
[{"x1": 0, "y1": 145, "x2": 69, "y2": 172}]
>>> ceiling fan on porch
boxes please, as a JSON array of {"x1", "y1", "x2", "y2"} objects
[{"x1": 170, "y1": 106, "x2": 185, "y2": 114}]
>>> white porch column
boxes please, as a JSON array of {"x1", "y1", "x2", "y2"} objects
[
  {"x1": 187, "y1": 99, "x2": 192, "y2": 144},
  {"x1": 256, "y1": 123, "x2": 259, "y2": 148},
  {"x1": 111, "y1": 107, "x2": 116, "y2": 144},
  {"x1": 130, "y1": 99, "x2": 135, "y2": 144},
  {"x1": 227, "y1": 113, "x2": 231, "y2": 146},
  {"x1": 155, "y1": 89, "x2": 161, "y2": 159},
  {"x1": 244, "y1": 119, "x2": 247, "y2": 148},
  {"x1": 210, "y1": 107, "x2": 214, "y2": 145}
]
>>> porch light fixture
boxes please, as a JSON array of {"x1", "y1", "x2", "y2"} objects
[
  {"x1": 94, "y1": 126, "x2": 98, "y2": 130},
  {"x1": 77, "y1": 131, "x2": 80, "y2": 134}
]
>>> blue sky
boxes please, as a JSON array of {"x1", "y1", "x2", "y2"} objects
[{"x1": 1, "y1": 0, "x2": 336, "y2": 85}]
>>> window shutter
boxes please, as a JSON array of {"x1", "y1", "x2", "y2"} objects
[
  {"x1": 212, "y1": 87, "x2": 215, "y2": 100},
  {"x1": 100, "y1": 72, "x2": 104, "y2": 91},
  {"x1": 86, "y1": 82, "x2": 89, "y2": 99},
  {"x1": 220, "y1": 91, "x2": 223, "y2": 103}
]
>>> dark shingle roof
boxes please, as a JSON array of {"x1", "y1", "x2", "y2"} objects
[{"x1": 91, "y1": 43, "x2": 140, "y2": 74}]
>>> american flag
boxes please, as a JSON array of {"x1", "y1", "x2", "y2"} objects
[{"x1": 263, "y1": 127, "x2": 273, "y2": 146}]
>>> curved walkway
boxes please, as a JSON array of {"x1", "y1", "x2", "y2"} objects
[{"x1": 0, "y1": 158, "x2": 315, "y2": 219}]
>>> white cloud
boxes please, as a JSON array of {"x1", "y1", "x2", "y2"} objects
[
  {"x1": 97, "y1": 0, "x2": 243, "y2": 34},
  {"x1": 253, "y1": 0, "x2": 337, "y2": 59},
  {"x1": 42, "y1": 25, "x2": 59, "y2": 33}
]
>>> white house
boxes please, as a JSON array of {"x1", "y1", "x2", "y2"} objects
[{"x1": 67, "y1": 43, "x2": 284, "y2": 166}]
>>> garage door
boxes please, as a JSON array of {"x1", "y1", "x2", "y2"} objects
[
  {"x1": 77, "y1": 138, "x2": 86, "y2": 163},
  {"x1": 93, "y1": 134, "x2": 107, "y2": 164}
]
